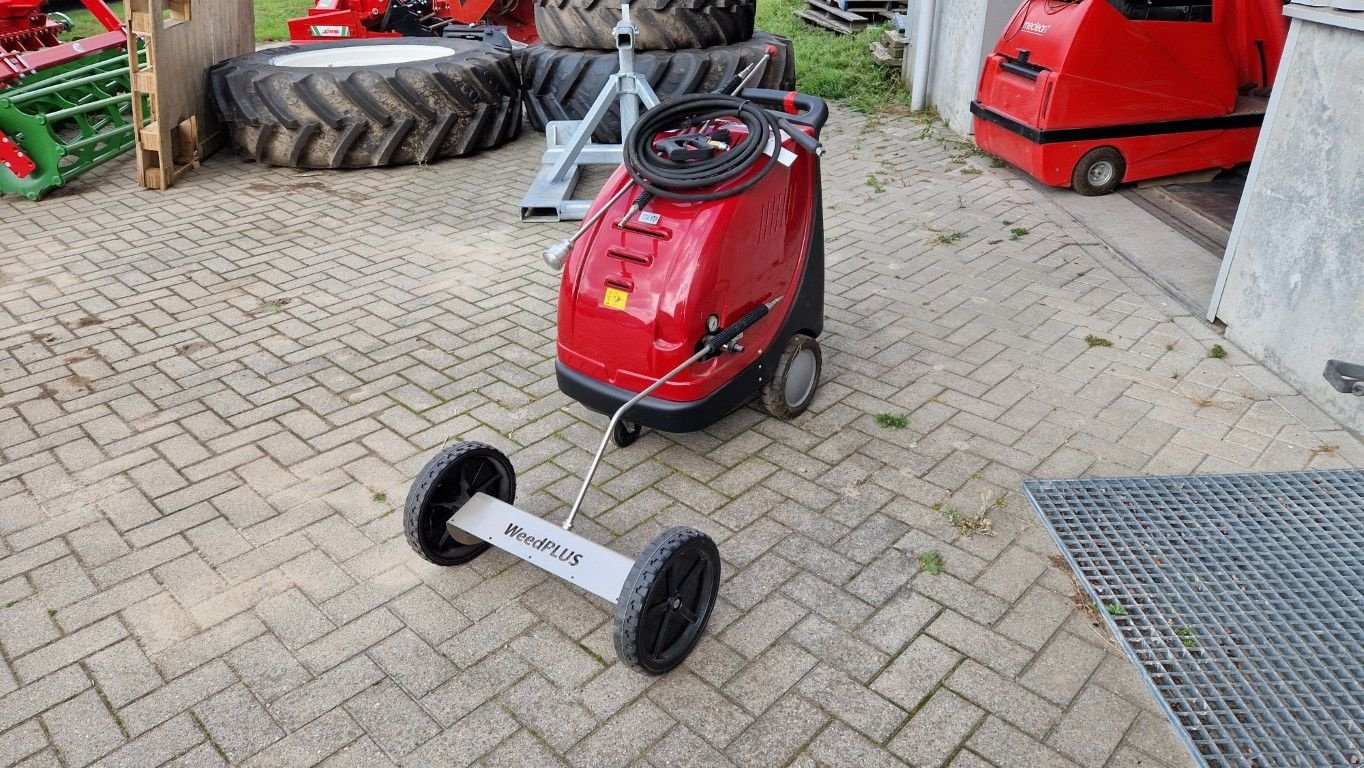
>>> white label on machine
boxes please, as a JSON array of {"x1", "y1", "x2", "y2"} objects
[
  {"x1": 449, "y1": 494, "x2": 635, "y2": 603},
  {"x1": 638, "y1": 211, "x2": 661, "y2": 225},
  {"x1": 763, "y1": 132, "x2": 798, "y2": 167}
]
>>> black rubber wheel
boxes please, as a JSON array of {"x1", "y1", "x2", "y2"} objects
[
  {"x1": 1071, "y1": 146, "x2": 1125, "y2": 196},
  {"x1": 521, "y1": 32, "x2": 795, "y2": 143},
  {"x1": 611, "y1": 420, "x2": 642, "y2": 447},
  {"x1": 761, "y1": 334, "x2": 821, "y2": 420},
  {"x1": 613, "y1": 527, "x2": 720, "y2": 674},
  {"x1": 534, "y1": 0, "x2": 756, "y2": 51},
  {"x1": 403, "y1": 441, "x2": 516, "y2": 566},
  {"x1": 209, "y1": 38, "x2": 522, "y2": 169}
]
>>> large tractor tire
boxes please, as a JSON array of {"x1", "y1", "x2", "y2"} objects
[
  {"x1": 534, "y1": 0, "x2": 756, "y2": 51},
  {"x1": 521, "y1": 32, "x2": 795, "y2": 143},
  {"x1": 209, "y1": 39, "x2": 522, "y2": 169}
]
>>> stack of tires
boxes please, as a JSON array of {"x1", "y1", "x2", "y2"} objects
[{"x1": 523, "y1": 0, "x2": 796, "y2": 142}]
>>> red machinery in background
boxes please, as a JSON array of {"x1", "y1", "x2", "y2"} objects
[
  {"x1": 1, "y1": 0, "x2": 122, "y2": 81},
  {"x1": 0, "y1": 0, "x2": 136, "y2": 199},
  {"x1": 288, "y1": 0, "x2": 537, "y2": 45},
  {"x1": 971, "y1": 0, "x2": 1288, "y2": 195}
]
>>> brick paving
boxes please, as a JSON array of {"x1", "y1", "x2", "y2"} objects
[{"x1": 1, "y1": 108, "x2": 1361, "y2": 768}]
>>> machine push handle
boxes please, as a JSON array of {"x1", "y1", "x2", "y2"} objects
[
  {"x1": 1323, "y1": 359, "x2": 1364, "y2": 396},
  {"x1": 777, "y1": 117, "x2": 824, "y2": 157},
  {"x1": 738, "y1": 88, "x2": 830, "y2": 133},
  {"x1": 704, "y1": 296, "x2": 782, "y2": 356}
]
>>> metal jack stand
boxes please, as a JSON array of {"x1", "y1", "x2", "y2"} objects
[{"x1": 519, "y1": 0, "x2": 660, "y2": 221}]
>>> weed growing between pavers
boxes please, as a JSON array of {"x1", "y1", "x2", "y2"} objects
[
  {"x1": 865, "y1": 173, "x2": 887, "y2": 193},
  {"x1": 1009, "y1": 227, "x2": 1030, "y2": 241},
  {"x1": 1085, "y1": 334, "x2": 1114, "y2": 348},
  {"x1": 918, "y1": 551, "x2": 944, "y2": 575},
  {"x1": 932, "y1": 231, "x2": 966, "y2": 246},
  {"x1": 1209, "y1": 344, "x2": 1228, "y2": 359},
  {"x1": 1309, "y1": 443, "x2": 1340, "y2": 459},
  {"x1": 875, "y1": 413, "x2": 908, "y2": 429}
]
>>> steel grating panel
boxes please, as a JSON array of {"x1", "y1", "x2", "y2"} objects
[{"x1": 1023, "y1": 470, "x2": 1364, "y2": 768}]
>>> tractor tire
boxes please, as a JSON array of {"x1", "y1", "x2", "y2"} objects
[
  {"x1": 534, "y1": 0, "x2": 756, "y2": 51},
  {"x1": 521, "y1": 32, "x2": 795, "y2": 143},
  {"x1": 209, "y1": 39, "x2": 522, "y2": 169}
]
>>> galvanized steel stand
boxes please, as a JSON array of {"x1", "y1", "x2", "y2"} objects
[{"x1": 519, "y1": 0, "x2": 660, "y2": 221}]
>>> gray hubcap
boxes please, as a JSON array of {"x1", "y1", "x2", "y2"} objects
[
  {"x1": 1087, "y1": 160, "x2": 1116, "y2": 187},
  {"x1": 785, "y1": 348, "x2": 818, "y2": 408}
]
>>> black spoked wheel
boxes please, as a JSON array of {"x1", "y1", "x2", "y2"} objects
[
  {"x1": 613, "y1": 527, "x2": 720, "y2": 674},
  {"x1": 403, "y1": 441, "x2": 516, "y2": 566},
  {"x1": 760, "y1": 334, "x2": 822, "y2": 420},
  {"x1": 612, "y1": 420, "x2": 642, "y2": 448}
]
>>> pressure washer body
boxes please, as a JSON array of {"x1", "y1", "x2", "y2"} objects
[{"x1": 555, "y1": 89, "x2": 830, "y2": 435}]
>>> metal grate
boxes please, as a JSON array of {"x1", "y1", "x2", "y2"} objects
[{"x1": 1024, "y1": 470, "x2": 1364, "y2": 768}]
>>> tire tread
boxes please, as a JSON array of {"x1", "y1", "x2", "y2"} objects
[{"x1": 209, "y1": 39, "x2": 522, "y2": 169}]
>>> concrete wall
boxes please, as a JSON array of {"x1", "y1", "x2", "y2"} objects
[
  {"x1": 1211, "y1": 7, "x2": 1364, "y2": 434},
  {"x1": 906, "y1": 0, "x2": 1016, "y2": 136}
]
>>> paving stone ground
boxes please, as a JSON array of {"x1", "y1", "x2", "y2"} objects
[{"x1": 1, "y1": 107, "x2": 1361, "y2": 768}]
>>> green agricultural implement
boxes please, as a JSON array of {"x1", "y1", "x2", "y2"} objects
[{"x1": 0, "y1": 0, "x2": 140, "y2": 200}]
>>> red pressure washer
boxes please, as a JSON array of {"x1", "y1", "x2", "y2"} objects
[
  {"x1": 404, "y1": 89, "x2": 828, "y2": 673},
  {"x1": 554, "y1": 88, "x2": 829, "y2": 446}
]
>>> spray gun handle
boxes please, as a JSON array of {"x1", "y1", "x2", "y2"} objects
[{"x1": 703, "y1": 296, "x2": 782, "y2": 356}]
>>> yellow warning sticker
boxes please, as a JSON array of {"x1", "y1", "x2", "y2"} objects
[{"x1": 603, "y1": 286, "x2": 629, "y2": 310}]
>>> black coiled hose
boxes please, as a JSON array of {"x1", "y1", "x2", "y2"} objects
[{"x1": 622, "y1": 94, "x2": 784, "y2": 203}]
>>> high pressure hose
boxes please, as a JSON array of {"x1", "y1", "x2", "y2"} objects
[{"x1": 622, "y1": 94, "x2": 786, "y2": 203}]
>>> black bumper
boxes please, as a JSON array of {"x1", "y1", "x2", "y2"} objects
[{"x1": 555, "y1": 358, "x2": 770, "y2": 433}]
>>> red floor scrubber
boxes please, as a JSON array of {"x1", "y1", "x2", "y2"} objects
[
  {"x1": 403, "y1": 89, "x2": 828, "y2": 674},
  {"x1": 971, "y1": 0, "x2": 1288, "y2": 195}
]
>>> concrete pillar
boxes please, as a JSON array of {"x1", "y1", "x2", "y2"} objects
[
  {"x1": 908, "y1": 0, "x2": 1016, "y2": 136},
  {"x1": 1210, "y1": 5, "x2": 1364, "y2": 434}
]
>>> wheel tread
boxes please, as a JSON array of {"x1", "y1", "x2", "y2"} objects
[
  {"x1": 521, "y1": 33, "x2": 795, "y2": 143},
  {"x1": 209, "y1": 39, "x2": 522, "y2": 169},
  {"x1": 613, "y1": 526, "x2": 719, "y2": 673}
]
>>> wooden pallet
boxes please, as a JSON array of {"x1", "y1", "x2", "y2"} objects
[
  {"x1": 796, "y1": 0, "x2": 907, "y2": 35},
  {"x1": 795, "y1": 0, "x2": 870, "y2": 35},
  {"x1": 127, "y1": 0, "x2": 253, "y2": 190}
]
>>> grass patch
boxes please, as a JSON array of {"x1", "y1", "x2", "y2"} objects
[
  {"x1": 917, "y1": 551, "x2": 944, "y2": 575},
  {"x1": 933, "y1": 231, "x2": 966, "y2": 246},
  {"x1": 875, "y1": 413, "x2": 908, "y2": 429},
  {"x1": 959, "y1": 166, "x2": 981, "y2": 175},
  {"x1": 1208, "y1": 344, "x2": 1228, "y2": 359},
  {"x1": 1084, "y1": 334, "x2": 1113, "y2": 348},
  {"x1": 757, "y1": 0, "x2": 910, "y2": 113},
  {"x1": 371, "y1": 490, "x2": 388, "y2": 503},
  {"x1": 62, "y1": 0, "x2": 294, "y2": 41},
  {"x1": 865, "y1": 173, "x2": 886, "y2": 193},
  {"x1": 1103, "y1": 601, "x2": 1128, "y2": 617},
  {"x1": 1008, "y1": 226, "x2": 1030, "y2": 241}
]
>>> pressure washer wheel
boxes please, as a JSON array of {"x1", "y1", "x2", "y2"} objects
[
  {"x1": 611, "y1": 420, "x2": 642, "y2": 448},
  {"x1": 761, "y1": 334, "x2": 822, "y2": 420},
  {"x1": 404, "y1": 441, "x2": 516, "y2": 566},
  {"x1": 614, "y1": 527, "x2": 721, "y2": 673},
  {"x1": 1072, "y1": 147, "x2": 1126, "y2": 196}
]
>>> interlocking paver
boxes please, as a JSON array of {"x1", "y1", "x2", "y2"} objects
[{"x1": 3, "y1": 103, "x2": 1358, "y2": 768}]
